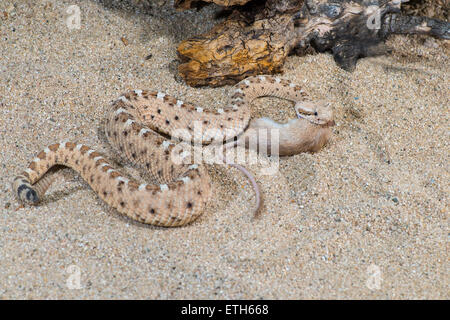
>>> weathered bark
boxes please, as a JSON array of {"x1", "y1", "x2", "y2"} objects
[
  {"x1": 301, "y1": 0, "x2": 450, "y2": 71},
  {"x1": 178, "y1": 10, "x2": 300, "y2": 86},
  {"x1": 178, "y1": 0, "x2": 303, "y2": 86},
  {"x1": 177, "y1": 0, "x2": 450, "y2": 87}
]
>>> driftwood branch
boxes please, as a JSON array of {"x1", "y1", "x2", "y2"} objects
[
  {"x1": 176, "y1": 0, "x2": 450, "y2": 87},
  {"x1": 382, "y1": 13, "x2": 450, "y2": 39}
]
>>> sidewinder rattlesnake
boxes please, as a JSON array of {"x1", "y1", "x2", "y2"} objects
[{"x1": 12, "y1": 76, "x2": 334, "y2": 227}]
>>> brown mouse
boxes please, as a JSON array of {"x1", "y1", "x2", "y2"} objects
[{"x1": 226, "y1": 100, "x2": 335, "y2": 156}]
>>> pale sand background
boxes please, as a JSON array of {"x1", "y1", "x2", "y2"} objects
[{"x1": 0, "y1": 0, "x2": 448, "y2": 299}]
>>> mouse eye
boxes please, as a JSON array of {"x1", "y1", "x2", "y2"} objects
[{"x1": 314, "y1": 111, "x2": 318, "y2": 116}]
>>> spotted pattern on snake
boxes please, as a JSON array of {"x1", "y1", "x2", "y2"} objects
[{"x1": 12, "y1": 75, "x2": 310, "y2": 227}]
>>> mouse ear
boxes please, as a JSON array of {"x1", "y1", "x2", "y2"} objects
[{"x1": 294, "y1": 101, "x2": 315, "y2": 116}]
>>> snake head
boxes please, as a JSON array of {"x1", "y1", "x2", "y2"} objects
[{"x1": 295, "y1": 100, "x2": 335, "y2": 127}]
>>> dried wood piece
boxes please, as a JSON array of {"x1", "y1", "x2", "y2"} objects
[
  {"x1": 178, "y1": 11, "x2": 298, "y2": 86},
  {"x1": 177, "y1": 0, "x2": 450, "y2": 87},
  {"x1": 178, "y1": 0, "x2": 303, "y2": 86}
]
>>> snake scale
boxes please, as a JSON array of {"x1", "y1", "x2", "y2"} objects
[{"x1": 12, "y1": 75, "x2": 332, "y2": 227}]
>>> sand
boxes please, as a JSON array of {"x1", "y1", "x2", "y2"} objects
[{"x1": 0, "y1": 0, "x2": 448, "y2": 299}]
